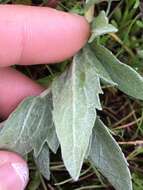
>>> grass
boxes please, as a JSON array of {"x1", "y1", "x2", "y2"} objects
[{"x1": 1, "y1": 0, "x2": 143, "y2": 189}]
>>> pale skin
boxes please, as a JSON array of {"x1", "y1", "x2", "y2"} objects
[{"x1": 0, "y1": 5, "x2": 90, "y2": 190}]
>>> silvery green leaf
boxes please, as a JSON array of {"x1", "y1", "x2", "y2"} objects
[
  {"x1": 85, "y1": 134, "x2": 93, "y2": 160},
  {"x1": 83, "y1": 45, "x2": 116, "y2": 85},
  {"x1": 35, "y1": 143, "x2": 50, "y2": 180},
  {"x1": 46, "y1": 126, "x2": 59, "y2": 154},
  {"x1": 0, "y1": 89, "x2": 55, "y2": 157},
  {"x1": 52, "y1": 50, "x2": 103, "y2": 180},
  {"x1": 88, "y1": 118, "x2": 132, "y2": 190},
  {"x1": 89, "y1": 11, "x2": 118, "y2": 42},
  {"x1": 93, "y1": 44, "x2": 143, "y2": 100}
]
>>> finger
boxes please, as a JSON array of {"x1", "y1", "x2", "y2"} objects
[
  {"x1": 0, "y1": 67, "x2": 44, "y2": 119},
  {"x1": 0, "y1": 151, "x2": 29, "y2": 190},
  {"x1": 0, "y1": 5, "x2": 90, "y2": 67}
]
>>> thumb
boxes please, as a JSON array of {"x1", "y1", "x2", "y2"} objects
[{"x1": 0, "y1": 151, "x2": 29, "y2": 190}]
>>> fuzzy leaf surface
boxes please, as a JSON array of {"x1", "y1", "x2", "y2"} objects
[
  {"x1": 35, "y1": 143, "x2": 50, "y2": 180},
  {"x1": 0, "y1": 90, "x2": 58, "y2": 157},
  {"x1": 88, "y1": 118, "x2": 132, "y2": 190},
  {"x1": 93, "y1": 44, "x2": 143, "y2": 100},
  {"x1": 83, "y1": 45, "x2": 116, "y2": 85},
  {"x1": 89, "y1": 11, "x2": 118, "y2": 42},
  {"x1": 52, "y1": 49, "x2": 102, "y2": 180}
]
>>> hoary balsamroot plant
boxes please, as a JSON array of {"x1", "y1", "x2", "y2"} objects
[{"x1": 0, "y1": 1, "x2": 142, "y2": 190}]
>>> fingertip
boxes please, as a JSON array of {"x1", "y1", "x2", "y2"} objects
[
  {"x1": 0, "y1": 5, "x2": 90, "y2": 66},
  {"x1": 57, "y1": 13, "x2": 90, "y2": 61},
  {"x1": 19, "y1": 6, "x2": 91, "y2": 65},
  {"x1": 48, "y1": 13, "x2": 90, "y2": 63},
  {"x1": 0, "y1": 151, "x2": 29, "y2": 190}
]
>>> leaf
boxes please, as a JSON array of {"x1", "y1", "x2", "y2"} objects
[
  {"x1": 83, "y1": 45, "x2": 116, "y2": 85},
  {"x1": 0, "y1": 89, "x2": 58, "y2": 157},
  {"x1": 35, "y1": 143, "x2": 50, "y2": 180},
  {"x1": 46, "y1": 126, "x2": 59, "y2": 154},
  {"x1": 89, "y1": 11, "x2": 118, "y2": 42},
  {"x1": 88, "y1": 118, "x2": 132, "y2": 190},
  {"x1": 137, "y1": 50, "x2": 143, "y2": 59},
  {"x1": 37, "y1": 75, "x2": 54, "y2": 87},
  {"x1": 132, "y1": 173, "x2": 143, "y2": 190},
  {"x1": 52, "y1": 50, "x2": 103, "y2": 180},
  {"x1": 93, "y1": 44, "x2": 143, "y2": 100}
]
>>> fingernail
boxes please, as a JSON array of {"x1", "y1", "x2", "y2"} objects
[
  {"x1": 12, "y1": 162, "x2": 29, "y2": 189},
  {"x1": 0, "y1": 162, "x2": 29, "y2": 190}
]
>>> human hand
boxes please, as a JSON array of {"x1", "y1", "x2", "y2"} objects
[{"x1": 0, "y1": 5, "x2": 90, "y2": 190}]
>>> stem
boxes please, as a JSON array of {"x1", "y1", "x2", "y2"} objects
[
  {"x1": 85, "y1": 5, "x2": 95, "y2": 23},
  {"x1": 109, "y1": 33, "x2": 135, "y2": 58},
  {"x1": 106, "y1": 0, "x2": 112, "y2": 16}
]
